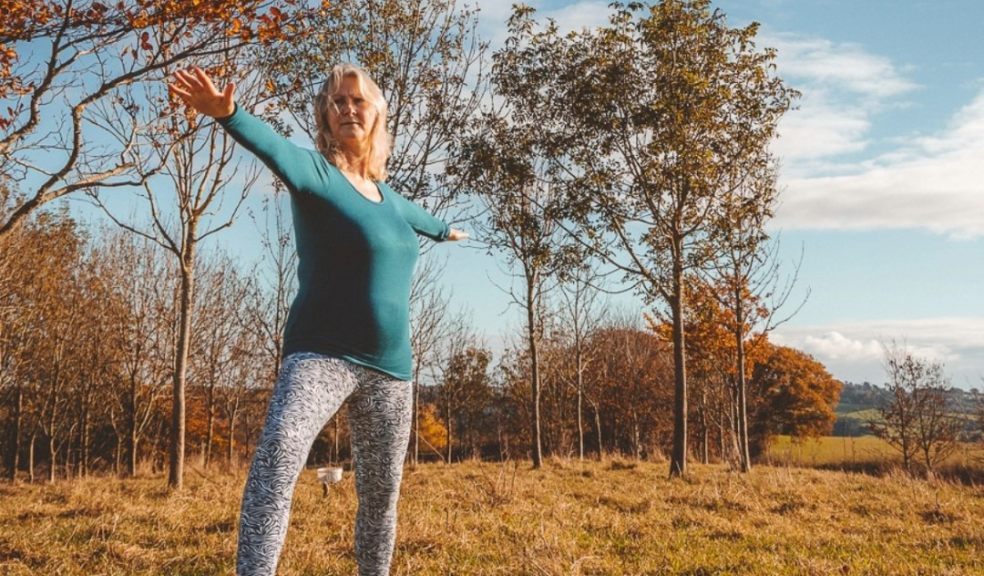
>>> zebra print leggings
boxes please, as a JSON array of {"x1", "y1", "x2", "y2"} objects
[{"x1": 237, "y1": 352, "x2": 413, "y2": 576}]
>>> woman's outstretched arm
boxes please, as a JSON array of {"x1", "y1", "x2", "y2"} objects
[
  {"x1": 387, "y1": 189, "x2": 468, "y2": 242},
  {"x1": 168, "y1": 67, "x2": 327, "y2": 195}
]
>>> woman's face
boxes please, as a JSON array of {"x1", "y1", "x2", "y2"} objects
[{"x1": 327, "y1": 75, "x2": 378, "y2": 149}]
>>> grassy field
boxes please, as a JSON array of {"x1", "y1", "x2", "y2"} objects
[
  {"x1": 764, "y1": 435, "x2": 984, "y2": 471},
  {"x1": 1, "y1": 459, "x2": 982, "y2": 575}
]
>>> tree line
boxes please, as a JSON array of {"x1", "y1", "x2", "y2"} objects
[
  {"x1": 0, "y1": 205, "x2": 844, "y2": 481},
  {"x1": 2, "y1": 0, "x2": 864, "y2": 485}
]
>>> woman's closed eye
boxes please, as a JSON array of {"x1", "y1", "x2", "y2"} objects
[{"x1": 334, "y1": 97, "x2": 367, "y2": 108}]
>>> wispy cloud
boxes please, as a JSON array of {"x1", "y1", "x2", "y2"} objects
[
  {"x1": 770, "y1": 35, "x2": 918, "y2": 100},
  {"x1": 767, "y1": 33, "x2": 984, "y2": 238},
  {"x1": 767, "y1": 33, "x2": 918, "y2": 167},
  {"x1": 476, "y1": 1, "x2": 612, "y2": 49},
  {"x1": 776, "y1": 89, "x2": 984, "y2": 238},
  {"x1": 772, "y1": 317, "x2": 984, "y2": 388}
]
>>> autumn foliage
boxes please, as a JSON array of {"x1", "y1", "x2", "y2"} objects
[{"x1": 0, "y1": 0, "x2": 307, "y2": 124}]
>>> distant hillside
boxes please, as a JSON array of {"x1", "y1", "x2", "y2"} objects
[{"x1": 833, "y1": 382, "x2": 982, "y2": 437}]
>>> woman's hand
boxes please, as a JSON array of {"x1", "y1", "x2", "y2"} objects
[
  {"x1": 448, "y1": 228, "x2": 469, "y2": 241},
  {"x1": 168, "y1": 66, "x2": 236, "y2": 119}
]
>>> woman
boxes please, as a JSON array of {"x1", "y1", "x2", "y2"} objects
[{"x1": 168, "y1": 64, "x2": 467, "y2": 576}]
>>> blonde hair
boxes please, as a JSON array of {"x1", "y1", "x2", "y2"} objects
[{"x1": 314, "y1": 64, "x2": 391, "y2": 181}]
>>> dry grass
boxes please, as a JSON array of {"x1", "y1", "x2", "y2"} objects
[
  {"x1": 765, "y1": 435, "x2": 984, "y2": 476},
  {"x1": 1, "y1": 459, "x2": 982, "y2": 575}
]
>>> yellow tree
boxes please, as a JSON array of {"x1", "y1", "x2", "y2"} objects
[{"x1": 748, "y1": 342, "x2": 841, "y2": 454}]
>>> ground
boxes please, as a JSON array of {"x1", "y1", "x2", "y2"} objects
[{"x1": 0, "y1": 458, "x2": 981, "y2": 575}]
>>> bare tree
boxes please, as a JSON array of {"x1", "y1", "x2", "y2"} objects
[
  {"x1": 555, "y1": 261, "x2": 607, "y2": 460},
  {"x1": 439, "y1": 345, "x2": 492, "y2": 463},
  {"x1": 93, "y1": 57, "x2": 263, "y2": 489},
  {"x1": 871, "y1": 343, "x2": 961, "y2": 475},
  {"x1": 192, "y1": 252, "x2": 251, "y2": 469},
  {"x1": 408, "y1": 255, "x2": 454, "y2": 464},
  {"x1": 90, "y1": 229, "x2": 173, "y2": 476},
  {"x1": 459, "y1": 151, "x2": 568, "y2": 468},
  {"x1": 0, "y1": 211, "x2": 84, "y2": 481},
  {"x1": 244, "y1": 190, "x2": 297, "y2": 383},
  {"x1": 702, "y1": 165, "x2": 808, "y2": 472}
]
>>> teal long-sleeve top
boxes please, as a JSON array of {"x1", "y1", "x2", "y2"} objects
[{"x1": 218, "y1": 106, "x2": 450, "y2": 381}]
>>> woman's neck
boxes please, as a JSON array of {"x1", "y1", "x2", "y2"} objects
[{"x1": 338, "y1": 142, "x2": 371, "y2": 180}]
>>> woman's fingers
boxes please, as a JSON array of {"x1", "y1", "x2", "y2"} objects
[
  {"x1": 193, "y1": 66, "x2": 219, "y2": 95},
  {"x1": 171, "y1": 70, "x2": 194, "y2": 92},
  {"x1": 222, "y1": 82, "x2": 236, "y2": 106},
  {"x1": 168, "y1": 83, "x2": 192, "y2": 100},
  {"x1": 175, "y1": 69, "x2": 205, "y2": 94}
]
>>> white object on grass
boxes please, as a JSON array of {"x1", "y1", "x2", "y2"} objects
[{"x1": 317, "y1": 466, "x2": 344, "y2": 497}]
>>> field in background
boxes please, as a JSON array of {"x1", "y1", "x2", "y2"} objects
[
  {"x1": 765, "y1": 435, "x2": 984, "y2": 472},
  {"x1": 1, "y1": 459, "x2": 982, "y2": 575}
]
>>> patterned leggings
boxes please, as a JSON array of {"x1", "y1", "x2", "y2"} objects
[{"x1": 237, "y1": 352, "x2": 413, "y2": 576}]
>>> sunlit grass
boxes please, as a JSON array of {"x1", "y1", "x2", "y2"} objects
[
  {"x1": 1, "y1": 459, "x2": 981, "y2": 575},
  {"x1": 765, "y1": 435, "x2": 984, "y2": 469}
]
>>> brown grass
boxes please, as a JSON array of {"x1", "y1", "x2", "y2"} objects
[{"x1": 0, "y1": 459, "x2": 982, "y2": 575}]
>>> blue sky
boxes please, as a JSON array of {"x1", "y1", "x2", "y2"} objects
[
  {"x1": 455, "y1": 0, "x2": 984, "y2": 388},
  {"x1": 59, "y1": 1, "x2": 983, "y2": 389}
]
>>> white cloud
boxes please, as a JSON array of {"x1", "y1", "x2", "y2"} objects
[
  {"x1": 775, "y1": 89, "x2": 984, "y2": 238},
  {"x1": 476, "y1": 0, "x2": 611, "y2": 49},
  {"x1": 801, "y1": 331, "x2": 883, "y2": 361},
  {"x1": 540, "y1": 1, "x2": 611, "y2": 34},
  {"x1": 775, "y1": 93, "x2": 871, "y2": 161},
  {"x1": 773, "y1": 317, "x2": 984, "y2": 388},
  {"x1": 769, "y1": 35, "x2": 918, "y2": 100},
  {"x1": 766, "y1": 32, "x2": 917, "y2": 167},
  {"x1": 760, "y1": 29, "x2": 984, "y2": 238}
]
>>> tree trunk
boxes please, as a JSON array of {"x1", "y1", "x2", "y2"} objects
[
  {"x1": 669, "y1": 258, "x2": 688, "y2": 477},
  {"x1": 113, "y1": 426, "x2": 122, "y2": 476},
  {"x1": 7, "y1": 384, "x2": 22, "y2": 481},
  {"x1": 700, "y1": 389, "x2": 709, "y2": 465},
  {"x1": 243, "y1": 411, "x2": 250, "y2": 461},
  {"x1": 48, "y1": 410, "x2": 57, "y2": 484},
  {"x1": 411, "y1": 366, "x2": 420, "y2": 465},
  {"x1": 127, "y1": 376, "x2": 138, "y2": 477},
  {"x1": 227, "y1": 400, "x2": 239, "y2": 467},
  {"x1": 28, "y1": 432, "x2": 36, "y2": 483},
  {"x1": 718, "y1": 414, "x2": 726, "y2": 463},
  {"x1": 593, "y1": 403, "x2": 603, "y2": 460},
  {"x1": 527, "y1": 280, "x2": 543, "y2": 469},
  {"x1": 80, "y1": 400, "x2": 90, "y2": 477},
  {"x1": 204, "y1": 385, "x2": 215, "y2": 469},
  {"x1": 445, "y1": 399, "x2": 453, "y2": 464},
  {"x1": 734, "y1": 291, "x2": 752, "y2": 472},
  {"x1": 170, "y1": 240, "x2": 196, "y2": 490},
  {"x1": 576, "y1": 346, "x2": 584, "y2": 461}
]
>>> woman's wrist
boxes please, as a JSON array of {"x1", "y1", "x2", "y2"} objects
[{"x1": 214, "y1": 103, "x2": 237, "y2": 121}]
